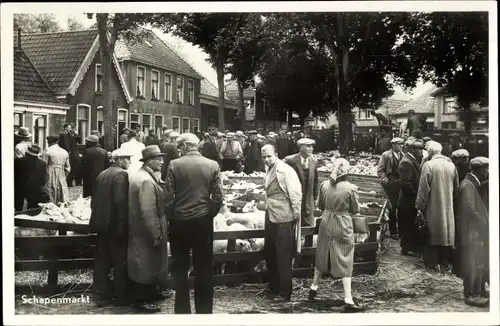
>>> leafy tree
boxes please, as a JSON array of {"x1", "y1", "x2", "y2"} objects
[
  {"x1": 397, "y1": 12, "x2": 488, "y2": 135},
  {"x1": 14, "y1": 13, "x2": 62, "y2": 33},
  {"x1": 151, "y1": 13, "x2": 245, "y2": 131},
  {"x1": 87, "y1": 13, "x2": 153, "y2": 150},
  {"x1": 67, "y1": 17, "x2": 86, "y2": 31}
]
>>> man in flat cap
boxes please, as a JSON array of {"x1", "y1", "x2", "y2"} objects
[
  {"x1": 454, "y1": 156, "x2": 489, "y2": 307},
  {"x1": 90, "y1": 147, "x2": 133, "y2": 307},
  {"x1": 219, "y1": 132, "x2": 244, "y2": 172},
  {"x1": 200, "y1": 131, "x2": 220, "y2": 162},
  {"x1": 128, "y1": 145, "x2": 168, "y2": 313},
  {"x1": 121, "y1": 129, "x2": 146, "y2": 173},
  {"x1": 416, "y1": 141, "x2": 459, "y2": 272},
  {"x1": 160, "y1": 130, "x2": 180, "y2": 181},
  {"x1": 165, "y1": 133, "x2": 223, "y2": 314},
  {"x1": 81, "y1": 135, "x2": 110, "y2": 198},
  {"x1": 451, "y1": 149, "x2": 470, "y2": 183},
  {"x1": 397, "y1": 139, "x2": 424, "y2": 256},
  {"x1": 244, "y1": 130, "x2": 265, "y2": 175},
  {"x1": 377, "y1": 137, "x2": 404, "y2": 239},
  {"x1": 236, "y1": 130, "x2": 248, "y2": 154}
]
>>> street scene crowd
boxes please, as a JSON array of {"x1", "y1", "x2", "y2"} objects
[{"x1": 13, "y1": 115, "x2": 490, "y2": 314}]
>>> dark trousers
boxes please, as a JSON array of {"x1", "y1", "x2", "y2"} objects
[
  {"x1": 92, "y1": 234, "x2": 128, "y2": 302},
  {"x1": 15, "y1": 187, "x2": 25, "y2": 212},
  {"x1": 221, "y1": 159, "x2": 240, "y2": 173},
  {"x1": 130, "y1": 281, "x2": 158, "y2": 303},
  {"x1": 170, "y1": 215, "x2": 214, "y2": 314},
  {"x1": 383, "y1": 185, "x2": 400, "y2": 236},
  {"x1": 423, "y1": 245, "x2": 454, "y2": 270},
  {"x1": 264, "y1": 215, "x2": 295, "y2": 298}
]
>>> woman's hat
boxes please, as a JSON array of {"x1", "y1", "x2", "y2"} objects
[
  {"x1": 26, "y1": 144, "x2": 42, "y2": 157},
  {"x1": 140, "y1": 145, "x2": 166, "y2": 162},
  {"x1": 330, "y1": 158, "x2": 350, "y2": 182},
  {"x1": 16, "y1": 127, "x2": 32, "y2": 138}
]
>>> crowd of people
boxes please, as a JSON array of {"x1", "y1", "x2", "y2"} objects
[{"x1": 13, "y1": 119, "x2": 490, "y2": 313}]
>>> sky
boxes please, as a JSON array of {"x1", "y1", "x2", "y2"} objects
[{"x1": 55, "y1": 13, "x2": 431, "y2": 100}]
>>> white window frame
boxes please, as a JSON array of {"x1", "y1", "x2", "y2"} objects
[
  {"x1": 136, "y1": 65, "x2": 146, "y2": 98},
  {"x1": 172, "y1": 116, "x2": 181, "y2": 133},
  {"x1": 95, "y1": 63, "x2": 103, "y2": 93},
  {"x1": 176, "y1": 76, "x2": 184, "y2": 104},
  {"x1": 142, "y1": 113, "x2": 153, "y2": 134},
  {"x1": 31, "y1": 113, "x2": 49, "y2": 150},
  {"x1": 117, "y1": 108, "x2": 129, "y2": 146},
  {"x1": 130, "y1": 113, "x2": 141, "y2": 130},
  {"x1": 151, "y1": 69, "x2": 160, "y2": 100},
  {"x1": 165, "y1": 73, "x2": 173, "y2": 102},
  {"x1": 357, "y1": 108, "x2": 373, "y2": 120},
  {"x1": 192, "y1": 118, "x2": 200, "y2": 133},
  {"x1": 443, "y1": 96, "x2": 456, "y2": 114},
  {"x1": 188, "y1": 79, "x2": 195, "y2": 105},
  {"x1": 182, "y1": 117, "x2": 190, "y2": 133},
  {"x1": 76, "y1": 103, "x2": 91, "y2": 145},
  {"x1": 96, "y1": 106, "x2": 104, "y2": 136},
  {"x1": 14, "y1": 112, "x2": 24, "y2": 131},
  {"x1": 154, "y1": 114, "x2": 164, "y2": 137}
]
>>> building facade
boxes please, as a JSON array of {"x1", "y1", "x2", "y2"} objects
[{"x1": 200, "y1": 79, "x2": 238, "y2": 131}]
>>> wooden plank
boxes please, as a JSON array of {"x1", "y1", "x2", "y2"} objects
[
  {"x1": 15, "y1": 235, "x2": 96, "y2": 248},
  {"x1": 15, "y1": 258, "x2": 94, "y2": 271},
  {"x1": 14, "y1": 218, "x2": 91, "y2": 233}
]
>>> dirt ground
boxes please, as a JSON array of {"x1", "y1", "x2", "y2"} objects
[{"x1": 14, "y1": 236, "x2": 489, "y2": 315}]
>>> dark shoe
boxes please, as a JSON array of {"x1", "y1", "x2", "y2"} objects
[
  {"x1": 154, "y1": 290, "x2": 172, "y2": 300},
  {"x1": 344, "y1": 299, "x2": 365, "y2": 313},
  {"x1": 272, "y1": 294, "x2": 291, "y2": 302},
  {"x1": 134, "y1": 302, "x2": 161, "y2": 313},
  {"x1": 96, "y1": 298, "x2": 111, "y2": 308},
  {"x1": 308, "y1": 289, "x2": 317, "y2": 300},
  {"x1": 465, "y1": 296, "x2": 489, "y2": 308}
]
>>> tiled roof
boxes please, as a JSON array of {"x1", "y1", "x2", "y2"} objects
[
  {"x1": 392, "y1": 86, "x2": 439, "y2": 116},
  {"x1": 201, "y1": 78, "x2": 219, "y2": 97},
  {"x1": 116, "y1": 27, "x2": 202, "y2": 79},
  {"x1": 15, "y1": 29, "x2": 99, "y2": 95},
  {"x1": 14, "y1": 48, "x2": 62, "y2": 104},
  {"x1": 380, "y1": 98, "x2": 408, "y2": 114}
]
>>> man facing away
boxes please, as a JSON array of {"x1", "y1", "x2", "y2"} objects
[
  {"x1": 127, "y1": 145, "x2": 169, "y2": 313},
  {"x1": 89, "y1": 147, "x2": 132, "y2": 308},
  {"x1": 243, "y1": 130, "x2": 266, "y2": 175},
  {"x1": 81, "y1": 135, "x2": 109, "y2": 198},
  {"x1": 160, "y1": 130, "x2": 180, "y2": 181},
  {"x1": 261, "y1": 145, "x2": 302, "y2": 302},
  {"x1": 415, "y1": 141, "x2": 459, "y2": 272},
  {"x1": 120, "y1": 130, "x2": 145, "y2": 173},
  {"x1": 377, "y1": 137, "x2": 404, "y2": 239},
  {"x1": 165, "y1": 133, "x2": 223, "y2": 314}
]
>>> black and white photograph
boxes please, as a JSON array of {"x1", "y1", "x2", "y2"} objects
[{"x1": 1, "y1": 2, "x2": 498, "y2": 325}]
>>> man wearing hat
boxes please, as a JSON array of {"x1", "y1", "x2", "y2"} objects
[
  {"x1": 160, "y1": 130, "x2": 180, "y2": 181},
  {"x1": 236, "y1": 130, "x2": 248, "y2": 153},
  {"x1": 165, "y1": 133, "x2": 223, "y2": 314},
  {"x1": 159, "y1": 129, "x2": 173, "y2": 150},
  {"x1": 89, "y1": 147, "x2": 133, "y2": 307},
  {"x1": 128, "y1": 145, "x2": 169, "y2": 313},
  {"x1": 377, "y1": 137, "x2": 404, "y2": 239},
  {"x1": 59, "y1": 123, "x2": 82, "y2": 187},
  {"x1": 200, "y1": 131, "x2": 219, "y2": 162},
  {"x1": 455, "y1": 156, "x2": 489, "y2": 307},
  {"x1": 14, "y1": 144, "x2": 50, "y2": 211},
  {"x1": 243, "y1": 130, "x2": 265, "y2": 175},
  {"x1": 219, "y1": 132, "x2": 244, "y2": 172},
  {"x1": 266, "y1": 132, "x2": 278, "y2": 148},
  {"x1": 14, "y1": 126, "x2": 33, "y2": 159},
  {"x1": 451, "y1": 149, "x2": 470, "y2": 183},
  {"x1": 121, "y1": 129, "x2": 145, "y2": 173},
  {"x1": 44, "y1": 135, "x2": 71, "y2": 205},
  {"x1": 416, "y1": 141, "x2": 459, "y2": 272},
  {"x1": 81, "y1": 135, "x2": 110, "y2": 198},
  {"x1": 397, "y1": 139, "x2": 424, "y2": 256},
  {"x1": 119, "y1": 128, "x2": 130, "y2": 147},
  {"x1": 376, "y1": 130, "x2": 392, "y2": 154}
]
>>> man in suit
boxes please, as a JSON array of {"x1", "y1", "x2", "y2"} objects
[
  {"x1": 377, "y1": 137, "x2": 404, "y2": 239},
  {"x1": 261, "y1": 145, "x2": 302, "y2": 302},
  {"x1": 128, "y1": 145, "x2": 169, "y2": 313},
  {"x1": 165, "y1": 133, "x2": 223, "y2": 314},
  {"x1": 160, "y1": 130, "x2": 180, "y2": 181},
  {"x1": 201, "y1": 131, "x2": 219, "y2": 162},
  {"x1": 81, "y1": 135, "x2": 110, "y2": 198},
  {"x1": 90, "y1": 147, "x2": 132, "y2": 307},
  {"x1": 59, "y1": 123, "x2": 81, "y2": 187},
  {"x1": 243, "y1": 130, "x2": 265, "y2": 175},
  {"x1": 397, "y1": 139, "x2": 424, "y2": 256}
]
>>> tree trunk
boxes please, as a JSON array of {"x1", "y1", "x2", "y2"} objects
[
  {"x1": 287, "y1": 109, "x2": 293, "y2": 131},
  {"x1": 97, "y1": 14, "x2": 115, "y2": 151},
  {"x1": 461, "y1": 106, "x2": 473, "y2": 136},
  {"x1": 215, "y1": 60, "x2": 225, "y2": 131},
  {"x1": 237, "y1": 81, "x2": 246, "y2": 130},
  {"x1": 338, "y1": 109, "x2": 350, "y2": 156},
  {"x1": 299, "y1": 112, "x2": 306, "y2": 129}
]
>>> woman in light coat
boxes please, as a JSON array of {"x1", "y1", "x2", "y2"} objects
[
  {"x1": 307, "y1": 158, "x2": 365, "y2": 313},
  {"x1": 42, "y1": 135, "x2": 70, "y2": 204}
]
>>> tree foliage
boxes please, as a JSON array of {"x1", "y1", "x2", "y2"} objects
[
  {"x1": 14, "y1": 14, "x2": 62, "y2": 33},
  {"x1": 67, "y1": 17, "x2": 86, "y2": 31},
  {"x1": 396, "y1": 12, "x2": 488, "y2": 135}
]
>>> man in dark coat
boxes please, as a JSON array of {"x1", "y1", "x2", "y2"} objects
[
  {"x1": 15, "y1": 144, "x2": 50, "y2": 210},
  {"x1": 89, "y1": 147, "x2": 132, "y2": 307},
  {"x1": 397, "y1": 139, "x2": 424, "y2": 256},
  {"x1": 81, "y1": 135, "x2": 110, "y2": 198},
  {"x1": 144, "y1": 129, "x2": 159, "y2": 147},
  {"x1": 276, "y1": 131, "x2": 290, "y2": 159},
  {"x1": 377, "y1": 137, "x2": 404, "y2": 238},
  {"x1": 243, "y1": 130, "x2": 265, "y2": 175},
  {"x1": 201, "y1": 131, "x2": 219, "y2": 162},
  {"x1": 59, "y1": 123, "x2": 81, "y2": 187},
  {"x1": 165, "y1": 133, "x2": 223, "y2": 314},
  {"x1": 160, "y1": 131, "x2": 180, "y2": 181},
  {"x1": 451, "y1": 149, "x2": 470, "y2": 183},
  {"x1": 376, "y1": 131, "x2": 392, "y2": 154},
  {"x1": 119, "y1": 128, "x2": 130, "y2": 147}
]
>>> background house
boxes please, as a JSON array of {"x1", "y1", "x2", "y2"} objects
[
  {"x1": 200, "y1": 79, "x2": 238, "y2": 131},
  {"x1": 14, "y1": 40, "x2": 70, "y2": 150},
  {"x1": 115, "y1": 27, "x2": 202, "y2": 135},
  {"x1": 389, "y1": 86, "x2": 438, "y2": 129}
]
